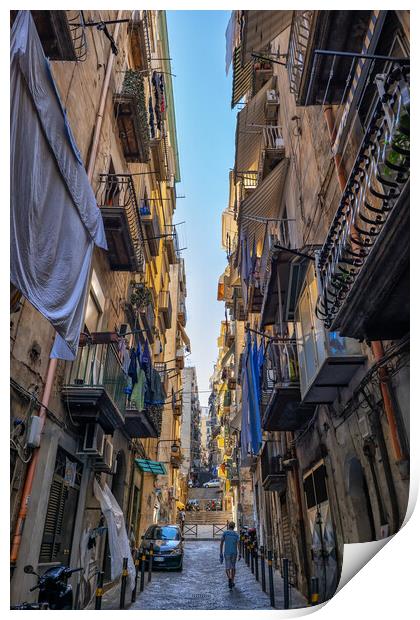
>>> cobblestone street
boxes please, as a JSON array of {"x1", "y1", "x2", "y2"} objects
[{"x1": 101, "y1": 540, "x2": 307, "y2": 610}]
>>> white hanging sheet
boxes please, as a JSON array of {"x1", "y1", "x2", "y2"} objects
[{"x1": 93, "y1": 479, "x2": 136, "y2": 591}]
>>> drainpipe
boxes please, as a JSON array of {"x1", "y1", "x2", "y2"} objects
[
  {"x1": 10, "y1": 13, "x2": 124, "y2": 569},
  {"x1": 323, "y1": 106, "x2": 405, "y2": 464}
]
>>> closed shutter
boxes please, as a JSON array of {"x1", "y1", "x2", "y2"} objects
[{"x1": 39, "y1": 448, "x2": 82, "y2": 565}]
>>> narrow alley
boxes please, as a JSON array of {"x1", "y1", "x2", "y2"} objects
[
  {"x1": 10, "y1": 8, "x2": 410, "y2": 613},
  {"x1": 101, "y1": 540, "x2": 306, "y2": 610}
]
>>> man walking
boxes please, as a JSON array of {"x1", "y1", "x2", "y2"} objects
[{"x1": 220, "y1": 521, "x2": 241, "y2": 589}]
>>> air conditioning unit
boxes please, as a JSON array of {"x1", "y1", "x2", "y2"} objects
[
  {"x1": 77, "y1": 423, "x2": 106, "y2": 456},
  {"x1": 94, "y1": 438, "x2": 114, "y2": 472}
]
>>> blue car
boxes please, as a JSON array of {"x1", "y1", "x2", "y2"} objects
[{"x1": 141, "y1": 524, "x2": 184, "y2": 571}]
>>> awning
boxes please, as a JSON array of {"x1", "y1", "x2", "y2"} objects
[
  {"x1": 177, "y1": 320, "x2": 191, "y2": 351},
  {"x1": 235, "y1": 76, "x2": 276, "y2": 173},
  {"x1": 176, "y1": 501, "x2": 185, "y2": 510},
  {"x1": 241, "y1": 11, "x2": 293, "y2": 64},
  {"x1": 221, "y1": 207, "x2": 237, "y2": 252},
  {"x1": 238, "y1": 158, "x2": 289, "y2": 247},
  {"x1": 231, "y1": 45, "x2": 253, "y2": 108},
  {"x1": 135, "y1": 459, "x2": 167, "y2": 475},
  {"x1": 221, "y1": 342, "x2": 235, "y2": 368}
]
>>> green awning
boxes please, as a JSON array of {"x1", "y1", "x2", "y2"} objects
[{"x1": 135, "y1": 459, "x2": 167, "y2": 475}]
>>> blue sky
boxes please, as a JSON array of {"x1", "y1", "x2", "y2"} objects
[{"x1": 167, "y1": 11, "x2": 236, "y2": 402}]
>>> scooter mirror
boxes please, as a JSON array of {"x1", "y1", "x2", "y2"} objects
[{"x1": 24, "y1": 565, "x2": 35, "y2": 574}]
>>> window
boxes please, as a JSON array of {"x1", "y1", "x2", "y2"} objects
[
  {"x1": 303, "y1": 463, "x2": 328, "y2": 510},
  {"x1": 39, "y1": 448, "x2": 83, "y2": 565}
]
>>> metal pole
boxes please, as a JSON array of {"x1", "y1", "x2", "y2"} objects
[
  {"x1": 250, "y1": 542, "x2": 255, "y2": 574},
  {"x1": 260, "y1": 546, "x2": 266, "y2": 593},
  {"x1": 94, "y1": 571, "x2": 104, "y2": 610},
  {"x1": 268, "y1": 550, "x2": 275, "y2": 608},
  {"x1": 254, "y1": 544, "x2": 259, "y2": 582},
  {"x1": 283, "y1": 558, "x2": 290, "y2": 609},
  {"x1": 119, "y1": 557, "x2": 128, "y2": 610},
  {"x1": 140, "y1": 551, "x2": 146, "y2": 592},
  {"x1": 131, "y1": 552, "x2": 140, "y2": 603},
  {"x1": 311, "y1": 576, "x2": 320, "y2": 606},
  {"x1": 148, "y1": 542, "x2": 153, "y2": 583}
]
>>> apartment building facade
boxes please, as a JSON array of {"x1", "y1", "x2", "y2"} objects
[
  {"x1": 10, "y1": 10, "x2": 189, "y2": 606},
  {"x1": 217, "y1": 9, "x2": 409, "y2": 603}
]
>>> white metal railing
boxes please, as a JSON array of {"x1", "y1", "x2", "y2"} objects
[{"x1": 287, "y1": 11, "x2": 314, "y2": 97}]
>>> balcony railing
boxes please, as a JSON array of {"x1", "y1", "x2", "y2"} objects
[
  {"x1": 141, "y1": 207, "x2": 161, "y2": 257},
  {"x1": 261, "y1": 441, "x2": 286, "y2": 492},
  {"x1": 96, "y1": 173, "x2": 144, "y2": 272},
  {"x1": 178, "y1": 299, "x2": 187, "y2": 327},
  {"x1": 114, "y1": 70, "x2": 150, "y2": 164},
  {"x1": 62, "y1": 342, "x2": 127, "y2": 432},
  {"x1": 287, "y1": 11, "x2": 314, "y2": 99},
  {"x1": 316, "y1": 64, "x2": 410, "y2": 335},
  {"x1": 159, "y1": 290, "x2": 172, "y2": 329},
  {"x1": 28, "y1": 10, "x2": 87, "y2": 61},
  {"x1": 259, "y1": 127, "x2": 286, "y2": 181}
]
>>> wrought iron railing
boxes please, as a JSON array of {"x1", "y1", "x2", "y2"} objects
[
  {"x1": 66, "y1": 342, "x2": 127, "y2": 416},
  {"x1": 259, "y1": 220, "x2": 294, "y2": 296},
  {"x1": 287, "y1": 11, "x2": 314, "y2": 97},
  {"x1": 96, "y1": 173, "x2": 145, "y2": 271},
  {"x1": 316, "y1": 64, "x2": 410, "y2": 328},
  {"x1": 68, "y1": 11, "x2": 88, "y2": 61}
]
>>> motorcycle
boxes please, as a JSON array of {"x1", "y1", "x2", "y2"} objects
[{"x1": 11, "y1": 564, "x2": 83, "y2": 609}]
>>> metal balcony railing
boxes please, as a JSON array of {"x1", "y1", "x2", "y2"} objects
[
  {"x1": 66, "y1": 342, "x2": 127, "y2": 416},
  {"x1": 96, "y1": 173, "x2": 144, "y2": 272},
  {"x1": 262, "y1": 341, "x2": 300, "y2": 393},
  {"x1": 287, "y1": 11, "x2": 315, "y2": 98},
  {"x1": 316, "y1": 64, "x2": 410, "y2": 329},
  {"x1": 67, "y1": 11, "x2": 88, "y2": 61},
  {"x1": 259, "y1": 220, "x2": 294, "y2": 296}
]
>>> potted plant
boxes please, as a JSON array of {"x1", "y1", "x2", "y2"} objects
[{"x1": 130, "y1": 281, "x2": 153, "y2": 311}]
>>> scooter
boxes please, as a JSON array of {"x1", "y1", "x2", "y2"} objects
[{"x1": 11, "y1": 564, "x2": 83, "y2": 609}]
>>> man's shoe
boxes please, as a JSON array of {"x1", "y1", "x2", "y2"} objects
[{"x1": 228, "y1": 578, "x2": 233, "y2": 589}]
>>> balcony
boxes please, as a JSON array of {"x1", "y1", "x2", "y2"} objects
[
  {"x1": 96, "y1": 173, "x2": 144, "y2": 272},
  {"x1": 141, "y1": 207, "x2": 161, "y2": 257},
  {"x1": 124, "y1": 406, "x2": 158, "y2": 439},
  {"x1": 287, "y1": 10, "x2": 372, "y2": 106},
  {"x1": 29, "y1": 10, "x2": 87, "y2": 61},
  {"x1": 252, "y1": 61, "x2": 274, "y2": 96},
  {"x1": 114, "y1": 70, "x2": 150, "y2": 163},
  {"x1": 129, "y1": 12, "x2": 150, "y2": 72},
  {"x1": 259, "y1": 223, "x2": 306, "y2": 328},
  {"x1": 139, "y1": 301, "x2": 155, "y2": 343},
  {"x1": 261, "y1": 341, "x2": 315, "y2": 432},
  {"x1": 150, "y1": 135, "x2": 167, "y2": 181},
  {"x1": 261, "y1": 442, "x2": 287, "y2": 493},
  {"x1": 316, "y1": 65, "x2": 410, "y2": 341},
  {"x1": 295, "y1": 263, "x2": 366, "y2": 404},
  {"x1": 178, "y1": 299, "x2": 187, "y2": 327},
  {"x1": 259, "y1": 127, "x2": 285, "y2": 182},
  {"x1": 159, "y1": 290, "x2": 172, "y2": 330},
  {"x1": 165, "y1": 226, "x2": 179, "y2": 265},
  {"x1": 61, "y1": 342, "x2": 127, "y2": 434},
  {"x1": 176, "y1": 348, "x2": 185, "y2": 370},
  {"x1": 155, "y1": 362, "x2": 169, "y2": 396}
]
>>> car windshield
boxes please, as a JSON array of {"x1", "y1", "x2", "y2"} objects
[{"x1": 145, "y1": 526, "x2": 180, "y2": 541}]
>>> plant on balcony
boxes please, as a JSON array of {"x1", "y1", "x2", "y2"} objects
[
  {"x1": 122, "y1": 69, "x2": 151, "y2": 154},
  {"x1": 130, "y1": 281, "x2": 153, "y2": 310}
]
